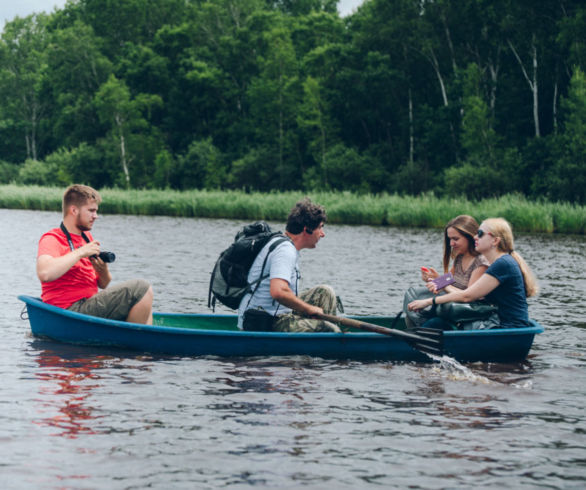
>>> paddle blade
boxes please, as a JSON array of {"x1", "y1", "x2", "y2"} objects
[
  {"x1": 311, "y1": 311, "x2": 443, "y2": 358},
  {"x1": 411, "y1": 327, "x2": 444, "y2": 356}
]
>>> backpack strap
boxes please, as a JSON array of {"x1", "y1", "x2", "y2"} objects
[
  {"x1": 207, "y1": 258, "x2": 220, "y2": 311},
  {"x1": 245, "y1": 236, "x2": 291, "y2": 311}
]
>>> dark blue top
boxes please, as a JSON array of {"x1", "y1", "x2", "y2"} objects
[{"x1": 485, "y1": 254, "x2": 529, "y2": 328}]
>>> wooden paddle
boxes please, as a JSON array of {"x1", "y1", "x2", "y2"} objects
[{"x1": 315, "y1": 312, "x2": 443, "y2": 357}]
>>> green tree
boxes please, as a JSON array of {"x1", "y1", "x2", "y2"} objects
[
  {"x1": 247, "y1": 22, "x2": 302, "y2": 189},
  {"x1": 159, "y1": 0, "x2": 265, "y2": 154},
  {"x1": 270, "y1": 0, "x2": 337, "y2": 16},
  {"x1": 445, "y1": 63, "x2": 523, "y2": 198},
  {"x1": 175, "y1": 138, "x2": 225, "y2": 190},
  {"x1": 153, "y1": 149, "x2": 175, "y2": 189},
  {"x1": 547, "y1": 67, "x2": 586, "y2": 203},
  {"x1": 297, "y1": 76, "x2": 337, "y2": 184},
  {"x1": 0, "y1": 161, "x2": 19, "y2": 182},
  {"x1": 45, "y1": 20, "x2": 113, "y2": 148},
  {"x1": 339, "y1": 0, "x2": 448, "y2": 185},
  {"x1": 557, "y1": 1, "x2": 586, "y2": 72},
  {"x1": 228, "y1": 147, "x2": 275, "y2": 191},
  {"x1": 0, "y1": 15, "x2": 49, "y2": 161},
  {"x1": 18, "y1": 158, "x2": 58, "y2": 186},
  {"x1": 75, "y1": 0, "x2": 188, "y2": 59},
  {"x1": 501, "y1": 0, "x2": 564, "y2": 140},
  {"x1": 94, "y1": 75, "x2": 163, "y2": 187},
  {"x1": 43, "y1": 143, "x2": 107, "y2": 187},
  {"x1": 317, "y1": 143, "x2": 387, "y2": 193},
  {"x1": 460, "y1": 64, "x2": 498, "y2": 161},
  {"x1": 0, "y1": 0, "x2": 584, "y2": 197}
]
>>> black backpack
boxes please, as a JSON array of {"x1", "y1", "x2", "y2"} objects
[{"x1": 208, "y1": 221, "x2": 289, "y2": 310}]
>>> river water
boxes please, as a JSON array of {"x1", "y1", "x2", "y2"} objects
[{"x1": 1, "y1": 208, "x2": 585, "y2": 489}]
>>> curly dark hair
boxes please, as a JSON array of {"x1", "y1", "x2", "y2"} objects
[{"x1": 286, "y1": 198, "x2": 327, "y2": 234}]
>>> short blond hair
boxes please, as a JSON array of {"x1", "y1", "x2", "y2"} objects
[{"x1": 62, "y1": 184, "x2": 102, "y2": 217}]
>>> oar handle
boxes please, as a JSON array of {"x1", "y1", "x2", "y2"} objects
[
  {"x1": 316, "y1": 312, "x2": 435, "y2": 344},
  {"x1": 317, "y1": 313, "x2": 395, "y2": 335}
]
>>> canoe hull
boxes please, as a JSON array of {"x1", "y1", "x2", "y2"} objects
[{"x1": 18, "y1": 295, "x2": 543, "y2": 363}]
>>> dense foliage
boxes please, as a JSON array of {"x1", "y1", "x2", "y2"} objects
[{"x1": 1, "y1": 0, "x2": 585, "y2": 203}]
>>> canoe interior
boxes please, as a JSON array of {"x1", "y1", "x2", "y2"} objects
[{"x1": 152, "y1": 312, "x2": 397, "y2": 332}]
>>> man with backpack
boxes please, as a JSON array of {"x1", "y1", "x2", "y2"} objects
[{"x1": 238, "y1": 198, "x2": 340, "y2": 332}]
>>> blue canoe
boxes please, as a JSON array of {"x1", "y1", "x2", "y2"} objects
[{"x1": 18, "y1": 295, "x2": 543, "y2": 363}]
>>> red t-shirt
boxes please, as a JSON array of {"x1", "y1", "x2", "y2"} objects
[{"x1": 37, "y1": 228, "x2": 98, "y2": 308}]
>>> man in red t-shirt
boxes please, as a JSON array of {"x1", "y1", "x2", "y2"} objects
[{"x1": 37, "y1": 184, "x2": 154, "y2": 324}]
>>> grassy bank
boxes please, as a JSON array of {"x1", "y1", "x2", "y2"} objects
[{"x1": 1, "y1": 184, "x2": 584, "y2": 234}]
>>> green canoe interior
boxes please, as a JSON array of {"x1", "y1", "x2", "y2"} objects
[{"x1": 152, "y1": 313, "x2": 393, "y2": 332}]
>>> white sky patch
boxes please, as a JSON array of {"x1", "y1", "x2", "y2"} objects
[
  {"x1": 1, "y1": 0, "x2": 68, "y2": 31},
  {"x1": 338, "y1": 0, "x2": 365, "y2": 17}
]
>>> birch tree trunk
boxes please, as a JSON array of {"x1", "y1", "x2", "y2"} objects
[
  {"x1": 115, "y1": 114, "x2": 131, "y2": 186},
  {"x1": 408, "y1": 87, "x2": 414, "y2": 164},
  {"x1": 21, "y1": 94, "x2": 42, "y2": 160},
  {"x1": 553, "y1": 79, "x2": 558, "y2": 134},
  {"x1": 427, "y1": 48, "x2": 449, "y2": 107},
  {"x1": 488, "y1": 49, "x2": 501, "y2": 118},
  {"x1": 508, "y1": 35, "x2": 540, "y2": 138}
]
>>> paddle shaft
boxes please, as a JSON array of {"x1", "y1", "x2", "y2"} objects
[{"x1": 316, "y1": 312, "x2": 437, "y2": 344}]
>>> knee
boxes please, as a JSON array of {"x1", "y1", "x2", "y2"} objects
[
  {"x1": 143, "y1": 285, "x2": 153, "y2": 304},
  {"x1": 315, "y1": 284, "x2": 335, "y2": 297},
  {"x1": 136, "y1": 283, "x2": 153, "y2": 307},
  {"x1": 423, "y1": 317, "x2": 453, "y2": 331}
]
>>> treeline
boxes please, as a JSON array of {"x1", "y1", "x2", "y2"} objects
[{"x1": 0, "y1": 0, "x2": 585, "y2": 203}]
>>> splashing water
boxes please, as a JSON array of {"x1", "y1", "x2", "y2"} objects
[
  {"x1": 428, "y1": 354, "x2": 494, "y2": 384},
  {"x1": 511, "y1": 379, "x2": 533, "y2": 389},
  {"x1": 426, "y1": 354, "x2": 534, "y2": 389}
]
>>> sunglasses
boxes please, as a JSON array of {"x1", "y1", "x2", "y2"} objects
[{"x1": 477, "y1": 229, "x2": 492, "y2": 238}]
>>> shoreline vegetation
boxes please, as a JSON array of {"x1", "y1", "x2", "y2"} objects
[{"x1": 0, "y1": 184, "x2": 583, "y2": 234}]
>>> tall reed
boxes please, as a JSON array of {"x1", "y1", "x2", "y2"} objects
[{"x1": 0, "y1": 185, "x2": 583, "y2": 234}]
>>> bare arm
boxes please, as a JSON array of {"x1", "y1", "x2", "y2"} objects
[
  {"x1": 409, "y1": 273, "x2": 500, "y2": 311},
  {"x1": 91, "y1": 257, "x2": 112, "y2": 289},
  {"x1": 37, "y1": 240, "x2": 107, "y2": 284},
  {"x1": 269, "y1": 278, "x2": 323, "y2": 316},
  {"x1": 468, "y1": 264, "x2": 488, "y2": 286},
  {"x1": 427, "y1": 263, "x2": 488, "y2": 294},
  {"x1": 442, "y1": 284, "x2": 459, "y2": 294}
]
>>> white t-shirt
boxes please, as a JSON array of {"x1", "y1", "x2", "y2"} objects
[{"x1": 237, "y1": 236, "x2": 299, "y2": 329}]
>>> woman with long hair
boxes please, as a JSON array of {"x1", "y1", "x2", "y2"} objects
[
  {"x1": 409, "y1": 218, "x2": 538, "y2": 329},
  {"x1": 421, "y1": 214, "x2": 489, "y2": 292}
]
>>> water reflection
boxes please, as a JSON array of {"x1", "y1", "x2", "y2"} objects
[
  {"x1": 33, "y1": 344, "x2": 104, "y2": 438},
  {"x1": 204, "y1": 362, "x2": 312, "y2": 417}
]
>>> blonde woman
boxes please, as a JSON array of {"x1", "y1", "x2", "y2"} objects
[{"x1": 409, "y1": 218, "x2": 538, "y2": 329}]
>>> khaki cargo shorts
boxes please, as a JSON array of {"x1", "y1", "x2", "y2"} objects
[
  {"x1": 273, "y1": 284, "x2": 341, "y2": 333},
  {"x1": 68, "y1": 279, "x2": 150, "y2": 321}
]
